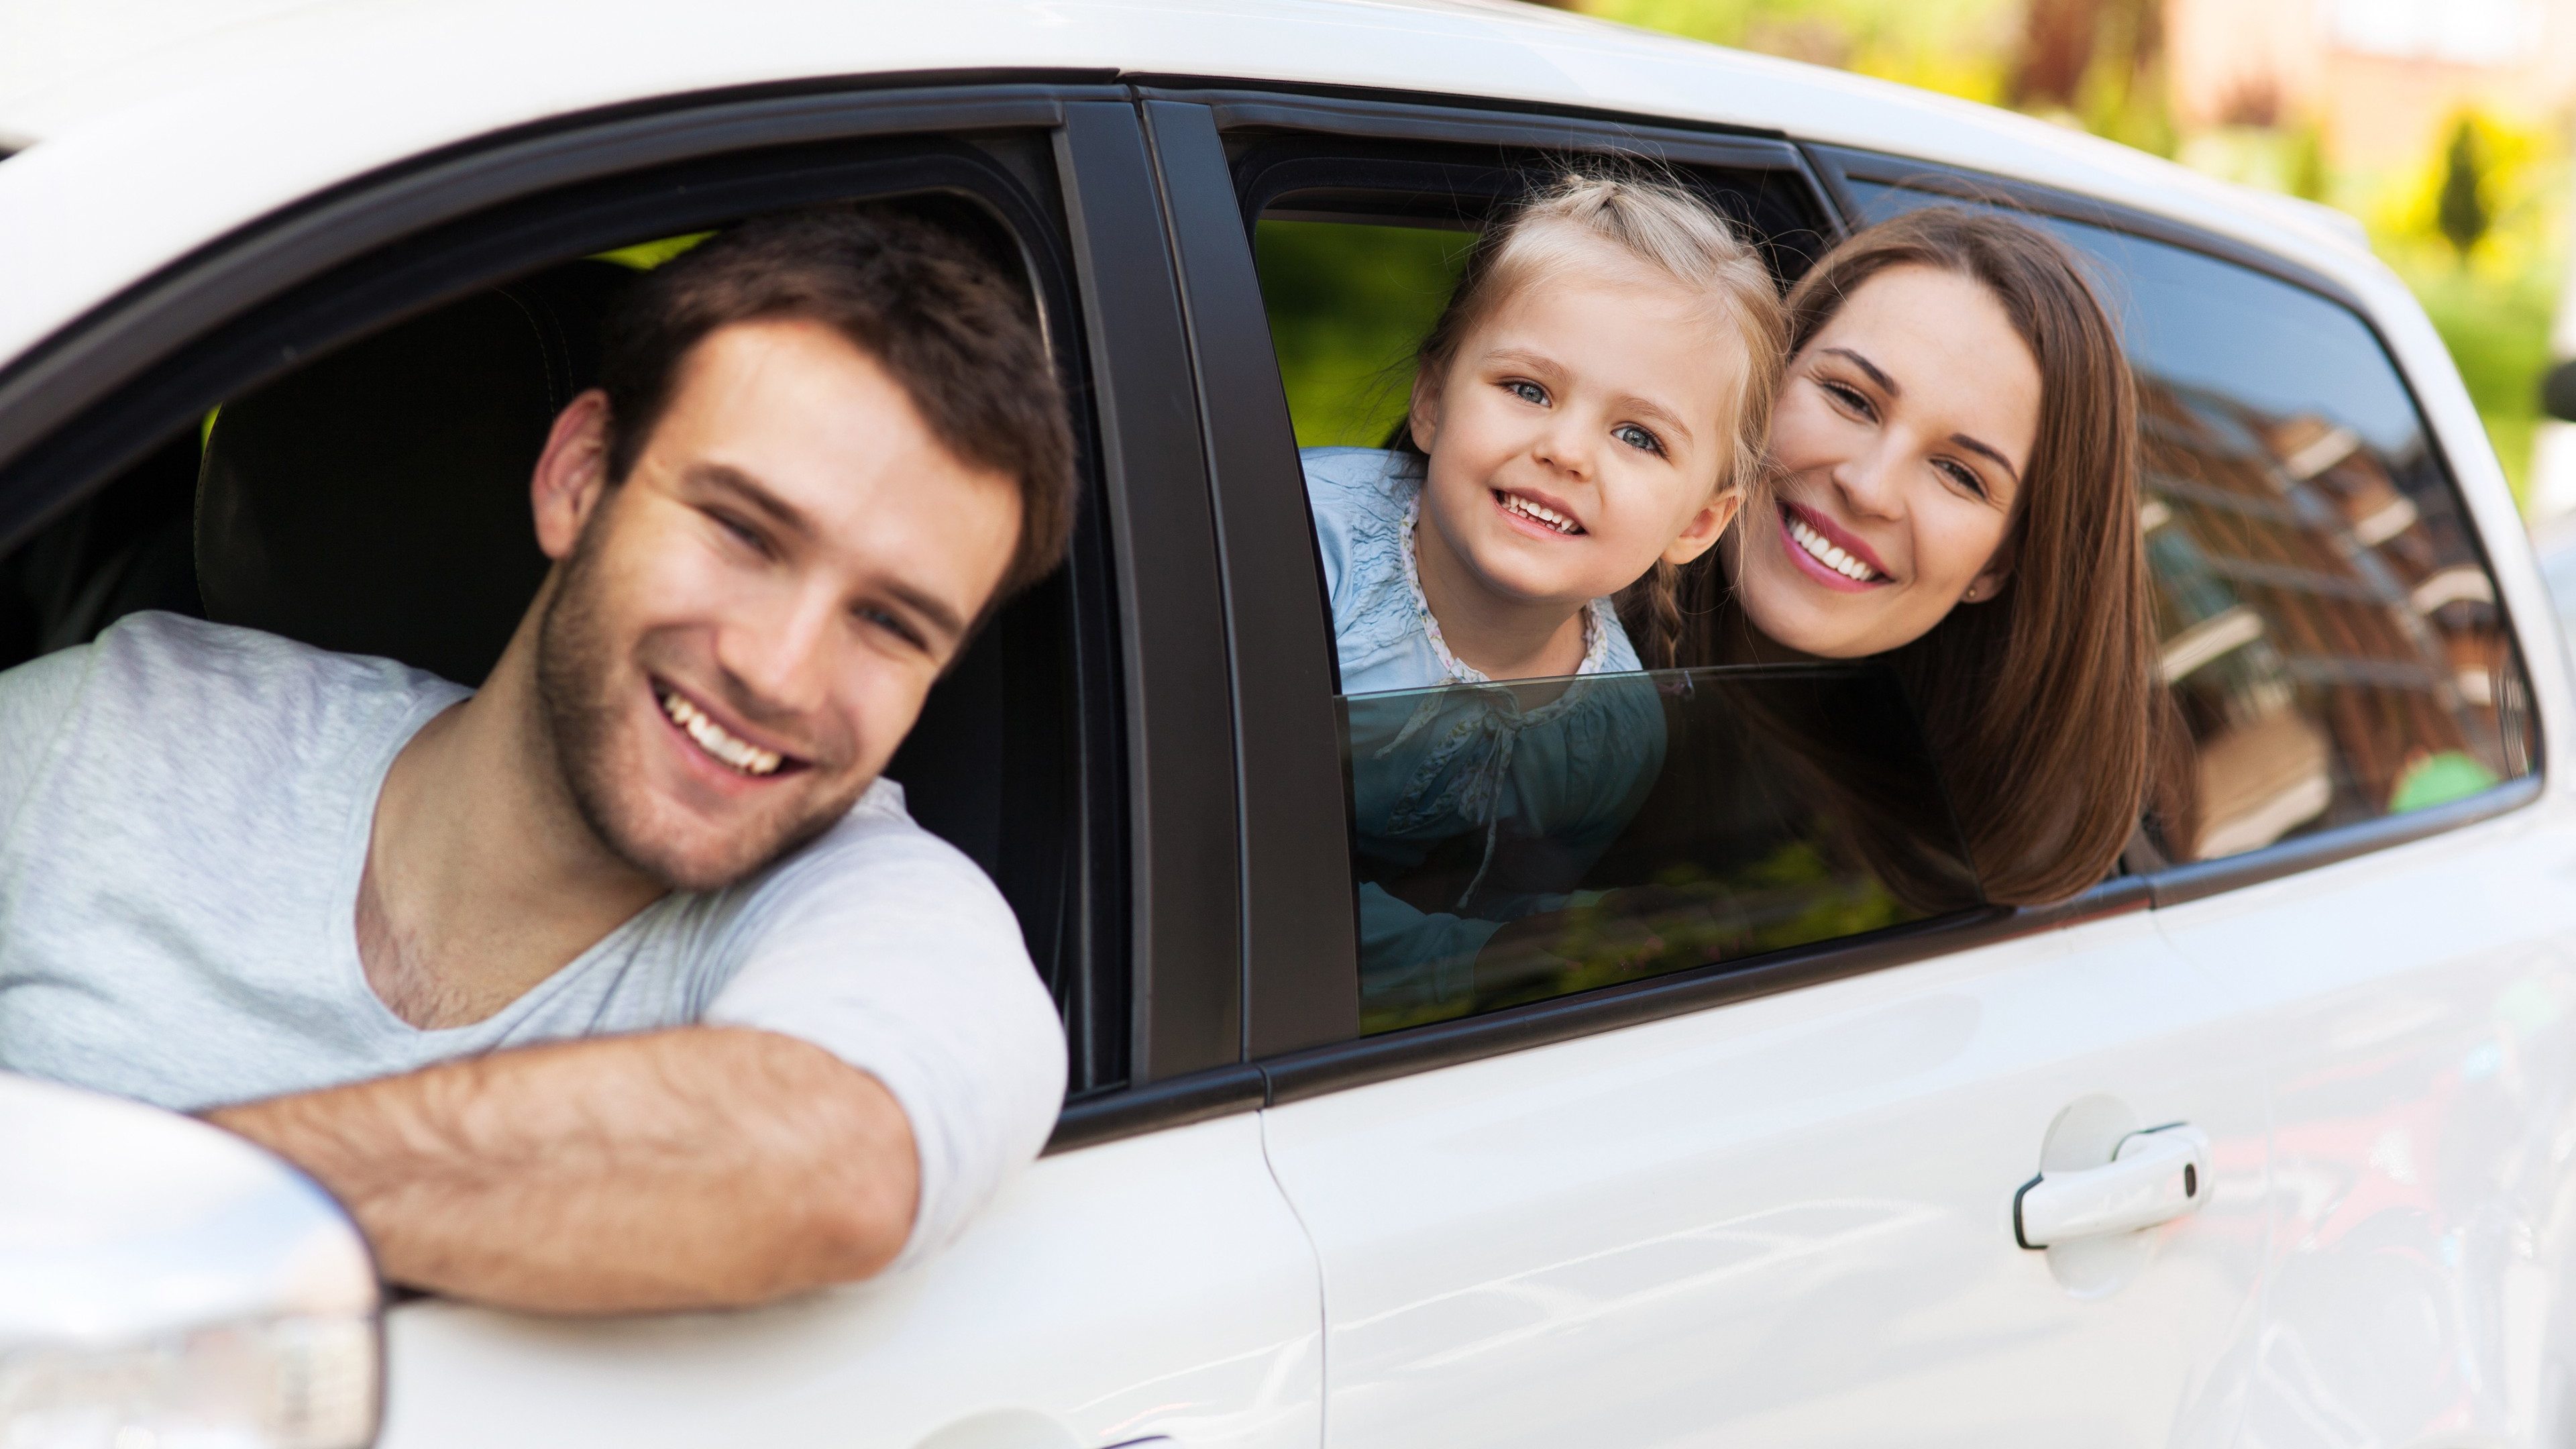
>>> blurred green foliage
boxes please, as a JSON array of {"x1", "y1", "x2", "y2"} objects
[
  {"x1": 1253, "y1": 219, "x2": 1470, "y2": 447},
  {"x1": 2370, "y1": 111, "x2": 2565, "y2": 504}
]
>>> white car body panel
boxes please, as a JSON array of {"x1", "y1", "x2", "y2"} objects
[
  {"x1": 377, "y1": 1115, "x2": 1324, "y2": 1449},
  {"x1": 7, "y1": 2, "x2": 2576, "y2": 1446},
  {"x1": 2149, "y1": 810, "x2": 2576, "y2": 1442},
  {"x1": 1263, "y1": 913, "x2": 2271, "y2": 1446}
]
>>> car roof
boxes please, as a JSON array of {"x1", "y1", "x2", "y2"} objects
[{"x1": 0, "y1": 0, "x2": 2381, "y2": 372}]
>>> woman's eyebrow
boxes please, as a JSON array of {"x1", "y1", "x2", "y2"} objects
[
  {"x1": 1950, "y1": 433, "x2": 2023, "y2": 485},
  {"x1": 1819, "y1": 346, "x2": 1898, "y2": 396}
]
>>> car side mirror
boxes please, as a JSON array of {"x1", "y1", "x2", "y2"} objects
[
  {"x1": 0, "y1": 1072, "x2": 382, "y2": 1449},
  {"x1": 2542, "y1": 358, "x2": 2576, "y2": 423}
]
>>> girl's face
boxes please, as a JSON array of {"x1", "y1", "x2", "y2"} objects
[
  {"x1": 1736, "y1": 264, "x2": 2039, "y2": 659},
  {"x1": 1409, "y1": 256, "x2": 1743, "y2": 616}
]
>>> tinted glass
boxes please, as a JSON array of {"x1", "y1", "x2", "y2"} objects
[
  {"x1": 1856, "y1": 182, "x2": 2537, "y2": 861},
  {"x1": 1347, "y1": 665, "x2": 1982, "y2": 1034}
]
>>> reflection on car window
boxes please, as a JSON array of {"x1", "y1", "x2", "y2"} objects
[
  {"x1": 1346, "y1": 665, "x2": 1982, "y2": 1034},
  {"x1": 1856, "y1": 181, "x2": 2537, "y2": 863}
]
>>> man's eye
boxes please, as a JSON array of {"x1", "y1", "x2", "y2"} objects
[
  {"x1": 708, "y1": 509, "x2": 767, "y2": 553},
  {"x1": 1503, "y1": 380, "x2": 1548, "y2": 406},
  {"x1": 857, "y1": 606, "x2": 928, "y2": 653},
  {"x1": 1613, "y1": 423, "x2": 1664, "y2": 455}
]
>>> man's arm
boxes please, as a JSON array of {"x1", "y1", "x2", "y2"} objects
[{"x1": 207, "y1": 1026, "x2": 917, "y2": 1314}]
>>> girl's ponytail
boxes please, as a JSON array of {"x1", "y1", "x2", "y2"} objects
[{"x1": 1640, "y1": 557, "x2": 1684, "y2": 671}]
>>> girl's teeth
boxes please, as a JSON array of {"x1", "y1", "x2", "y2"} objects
[
  {"x1": 659, "y1": 690, "x2": 784, "y2": 776},
  {"x1": 1501, "y1": 493, "x2": 1578, "y2": 534},
  {"x1": 1789, "y1": 516, "x2": 1882, "y2": 582}
]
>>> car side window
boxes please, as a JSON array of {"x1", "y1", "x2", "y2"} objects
[
  {"x1": 1852, "y1": 180, "x2": 2538, "y2": 865},
  {"x1": 0, "y1": 162, "x2": 1128, "y2": 1093},
  {"x1": 1248, "y1": 160, "x2": 1982, "y2": 1035}
]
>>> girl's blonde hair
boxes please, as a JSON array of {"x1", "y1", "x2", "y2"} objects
[{"x1": 1401, "y1": 168, "x2": 1788, "y2": 667}]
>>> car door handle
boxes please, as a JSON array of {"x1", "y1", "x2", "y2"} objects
[{"x1": 2014, "y1": 1123, "x2": 2210, "y2": 1249}]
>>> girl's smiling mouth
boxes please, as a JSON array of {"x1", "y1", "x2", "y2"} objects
[
  {"x1": 1493, "y1": 487, "x2": 1586, "y2": 537},
  {"x1": 1778, "y1": 501, "x2": 1892, "y2": 591}
]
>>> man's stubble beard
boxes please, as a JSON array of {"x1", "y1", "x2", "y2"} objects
[{"x1": 533, "y1": 506, "x2": 867, "y2": 894}]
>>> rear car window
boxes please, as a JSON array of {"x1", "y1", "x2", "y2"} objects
[
  {"x1": 1246, "y1": 156, "x2": 1980, "y2": 1035},
  {"x1": 1854, "y1": 181, "x2": 2537, "y2": 864}
]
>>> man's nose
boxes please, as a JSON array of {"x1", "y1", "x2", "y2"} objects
[{"x1": 713, "y1": 582, "x2": 839, "y2": 722}]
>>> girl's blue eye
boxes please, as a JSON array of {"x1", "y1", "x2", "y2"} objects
[
  {"x1": 1613, "y1": 423, "x2": 1664, "y2": 455},
  {"x1": 1505, "y1": 380, "x2": 1548, "y2": 406}
]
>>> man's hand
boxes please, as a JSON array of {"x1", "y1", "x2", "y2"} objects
[{"x1": 206, "y1": 1026, "x2": 916, "y2": 1314}]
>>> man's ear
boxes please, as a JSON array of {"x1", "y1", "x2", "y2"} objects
[
  {"x1": 1662, "y1": 486, "x2": 1743, "y2": 568},
  {"x1": 531, "y1": 390, "x2": 615, "y2": 562}
]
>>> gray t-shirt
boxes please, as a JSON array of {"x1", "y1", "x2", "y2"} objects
[{"x1": 0, "y1": 612, "x2": 1066, "y2": 1267}]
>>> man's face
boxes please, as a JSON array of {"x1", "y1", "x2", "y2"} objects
[{"x1": 535, "y1": 317, "x2": 1023, "y2": 892}]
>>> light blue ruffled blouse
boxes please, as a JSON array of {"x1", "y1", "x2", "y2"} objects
[{"x1": 1305, "y1": 447, "x2": 1668, "y2": 1017}]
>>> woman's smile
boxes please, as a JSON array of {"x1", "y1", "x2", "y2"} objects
[{"x1": 1776, "y1": 500, "x2": 1890, "y2": 590}]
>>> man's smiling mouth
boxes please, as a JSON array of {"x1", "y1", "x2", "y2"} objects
[
  {"x1": 1785, "y1": 506, "x2": 1886, "y2": 583},
  {"x1": 1495, "y1": 489, "x2": 1583, "y2": 535},
  {"x1": 657, "y1": 685, "x2": 791, "y2": 777}
]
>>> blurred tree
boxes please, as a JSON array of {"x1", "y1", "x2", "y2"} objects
[
  {"x1": 2439, "y1": 117, "x2": 2493, "y2": 263},
  {"x1": 1998, "y1": 0, "x2": 2170, "y2": 154},
  {"x1": 2006, "y1": 0, "x2": 2098, "y2": 109}
]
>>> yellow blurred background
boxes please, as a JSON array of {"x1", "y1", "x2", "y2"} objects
[{"x1": 1548, "y1": 0, "x2": 2576, "y2": 529}]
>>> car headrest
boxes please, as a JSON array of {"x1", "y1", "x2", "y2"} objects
[{"x1": 196, "y1": 261, "x2": 630, "y2": 686}]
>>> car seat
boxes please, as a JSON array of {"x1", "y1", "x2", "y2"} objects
[{"x1": 197, "y1": 262, "x2": 625, "y2": 688}]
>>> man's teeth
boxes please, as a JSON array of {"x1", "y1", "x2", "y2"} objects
[
  {"x1": 659, "y1": 690, "x2": 784, "y2": 776},
  {"x1": 1788, "y1": 515, "x2": 1884, "y2": 582},
  {"x1": 1499, "y1": 492, "x2": 1580, "y2": 535}
]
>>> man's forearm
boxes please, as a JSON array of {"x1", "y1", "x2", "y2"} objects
[{"x1": 207, "y1": 1027, "x2": 918, "y2": 1314}]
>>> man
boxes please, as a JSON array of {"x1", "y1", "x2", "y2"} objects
[{"x1": 0, "y1": 207, "x2": 1078, "y2": 1313}]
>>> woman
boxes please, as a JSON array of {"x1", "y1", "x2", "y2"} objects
[{"x1": 1640, "y1": 207, "x2": 2165, "y2": 906}]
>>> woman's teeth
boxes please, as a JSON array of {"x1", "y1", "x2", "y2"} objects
[
  {"x1": 1788, "y1": 515, "x2": 1884, "y2": 582},
  {"x1": 659, "y1": 689, "x2": 785, "y2": 776},
  {"x1": 1499, "y1": 492, "x2": 1581, "y2": 535}
]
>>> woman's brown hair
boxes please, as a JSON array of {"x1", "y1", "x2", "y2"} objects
[{"x1": 1649, "y1": 207, "x2": 2158, "y2": 905}]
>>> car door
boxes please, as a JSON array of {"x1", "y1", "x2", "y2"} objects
[
  {"x1": 1827, "y1": 163, "x2": 2576, "y2": 1444},
  {"x1": 0, "y1": 85, "x2": 1321, "y2": 1449},
  {"x1": 1148, "y1": 94, "x2": 2274, "y2": 1446}
]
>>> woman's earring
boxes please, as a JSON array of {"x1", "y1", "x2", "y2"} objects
[{"x1": 1964, "y1": 584, "x2": 1984, "y2": 602}]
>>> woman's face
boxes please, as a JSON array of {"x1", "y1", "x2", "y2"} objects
[{"x1": 1735, "y1": 263, "x2": 2040, "y2": 659}]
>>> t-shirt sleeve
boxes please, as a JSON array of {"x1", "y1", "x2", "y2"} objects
[
  {"x1": 702, "y1": 796, "x2": 1067, "y2": 1271},
  {"x1": 0, "y1": 645, "x2": 95, "y2": 843}
]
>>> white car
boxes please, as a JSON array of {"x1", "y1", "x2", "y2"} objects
[{"x1": 2, "y1": 3, "x2": 2571, "y2": 1447}]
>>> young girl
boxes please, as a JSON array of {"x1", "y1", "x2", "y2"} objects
[{"x1": 1307, "y1": 170, "x2": 1786, "y2": 1026}]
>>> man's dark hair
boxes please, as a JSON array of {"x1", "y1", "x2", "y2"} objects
[{"x1": 597, "y1": 203, "x2": 1077, "y2": 599}]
